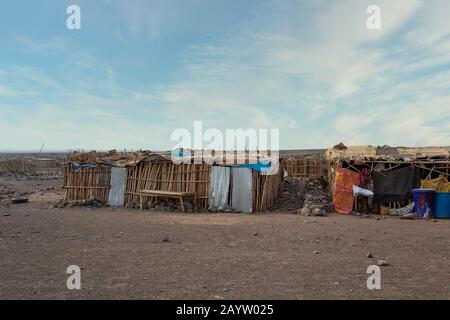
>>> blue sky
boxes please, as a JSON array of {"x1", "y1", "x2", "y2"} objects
[{"x1": 0, "y1": 0, "x2": 449, "y2": 151}]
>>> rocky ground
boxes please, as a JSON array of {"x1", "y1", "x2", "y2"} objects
[
  {"x1": 271, "y1": 176, "x2": 331, "y2": 216},
  {"x1": 1, "y1": 173, "x2": 449, "y2": 300},
  {"x1": 271, "y1": 177, "x2": 305, "y2": 212},
  {"x1": 0, "y1": 172, "x2": 62, "y2": 205},
  {"x1": 298, "y1": 176, "x2": 331, "y2": 217},
  {"x1": 1, "y1": 204, "x2": 449, "y2": 299}
]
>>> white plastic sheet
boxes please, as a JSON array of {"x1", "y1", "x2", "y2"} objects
[
  {"x1": 108, "y1": 167, "x2": 126, "y2": 207},
  {"x1": 231, "y1": 167, "x2": 253, "y2": 213},
  {"x1": 208, "y1": 166, "x2": 230, "y2": 211},
  {"x1": 352, "y1": 185, "x2": 374, "y2": 197}
]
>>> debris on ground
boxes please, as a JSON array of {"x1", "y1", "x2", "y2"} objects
[
  {"x1": 12, "y1": 197, "x2": 28, "y2": 204},
  {"x1": 298, "y1": 176, "x2": 331, "y2": 216},
  {"x1": 377, "y1": 259, "x2": 389, "y2": 266},
  {"x1": 271, "y1": 176, "x2": 304, "y2": 212},
  {"x1": 125, "y1": 200, "x2": 207, "y2": 213},
  {"x1": 51, "y1": 197, "x2": 103, "y2": 209},
  {"x1": 399, "y1": 213, "x2": 416, "y2": 220}
]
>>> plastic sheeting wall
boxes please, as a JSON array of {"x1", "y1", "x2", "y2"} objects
[
  {"x1": 108, "y1": 167, "x2": 126, "y2": 207},
  {"x1": 231, "y1": 167, "x2": 253, "y2": 213},
  {"x1": 208, "y1": 166, "x2": 231, "y2": 211}
]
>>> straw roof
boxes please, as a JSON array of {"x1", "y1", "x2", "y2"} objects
[
  {"x1": 326, "y1": 144, "x2": 450, "y2": 161},
  {"x1": 65, "y1": 149, "x2": 278, "y2": 167}
]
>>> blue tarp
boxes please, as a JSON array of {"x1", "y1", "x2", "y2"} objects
[
  {"x1": 235, "y1": 160, "x2": 271, "y2": 173},
  {"x1": 70, "y1": 162, "x2": 112, "y2": 170},
  {"x1": 171, "y1": 151, "x2": 191, "y2": 158}
]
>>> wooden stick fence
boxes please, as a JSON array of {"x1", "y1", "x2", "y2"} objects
[
  {"x1": 125, "y1": 161, "x2": 282, "y2": 212},
  {"x1": 64, "y1": 166, "x2": 111, "y2": 203},
  {"x1": 62, "y1": 153, "x2": 283, "y2": 212},
  {"x1": 0, "y1": 159, "x2": 37, "y2": 174},
  {"x1": 125, "y1": 161, "x2": 211, "y2": 208},
  {"x1": 281, "y1": 156, "x2": 326, "y2": 177},
  {"x1": 252, "y1": 171, "x2": 282, "y2": 212}
]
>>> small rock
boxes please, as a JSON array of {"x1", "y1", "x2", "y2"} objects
[
  {"x1": 313, "y1": 250, "x2": 320, "y2": 254},
  {"x1": 367, "y1": 252, "x2": 373, "y2": 258},
  {"x1": 312, "y1": 208, "x2": 323, "y2": 216},
  {"x1": 300, "y1": 208, "x2": 311, "y2": 216},
  {"x1": 377, "y1": 259, "x2": 389, "y2": 266}
]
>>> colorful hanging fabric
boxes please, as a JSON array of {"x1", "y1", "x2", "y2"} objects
[
  {"x1": 333, "y1": 167, "x2": 361, "y2": 214},
  {"x1": 359, "y1": 168, "x2": 371, "y2": 188}
]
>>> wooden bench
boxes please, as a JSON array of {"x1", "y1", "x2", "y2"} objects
[{"x1": 138, "y1": 190, "x2": 197, "y2": 212}]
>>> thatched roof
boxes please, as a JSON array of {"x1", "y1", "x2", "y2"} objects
[
  {"x1": 326, "y1": 144, "x2": 450, "y2": 161},
  {"x1": 64, "y1": 149, "x2": 277, "y2": 167}
]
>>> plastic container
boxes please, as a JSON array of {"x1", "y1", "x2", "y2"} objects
[
  {"x1": 434, "y1": 192, "x2": 450, "y2": 219},
  {"x1": 412, "y1": 189, "x2": 435, "y2": 219}
]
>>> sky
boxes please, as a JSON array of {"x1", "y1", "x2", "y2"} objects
[{"x1": 0, "y1": 0, "x2": 449, "y2": 152}]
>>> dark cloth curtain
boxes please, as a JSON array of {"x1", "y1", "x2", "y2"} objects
[{"x1": 372, "y1": 166, "x2": 421, "y2": 204}]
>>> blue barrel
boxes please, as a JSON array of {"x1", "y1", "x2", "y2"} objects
[
  {"x1": 412, "y1": 189, "x2": 435, "y2": 219},
  {"x1": 434, "y1": 192, "x2": 450, "y2": 219}
]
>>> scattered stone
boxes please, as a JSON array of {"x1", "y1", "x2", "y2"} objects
[
  {"x1": 300, "y1": 208, "x2": 311, "y2": 216},
  {"x1": 313, "y1": 250, "x2": 320, "y2": 254},
  {"x1": 292, "y1": 176, "x2": 331, "y2": 216},
  {"x1": 312, "y1": 208, "x2": 324, "y2": 216},
  {"x1": 367, "y1": 252, "x2": 373, "y2": 258},
  {"x1": 377, "y1": 259, "x2": 389, "y2": 266},
  {"x1": 271, "y1": 176, "x2": 304, "y2": 211},
  {"x1": 0, "y1": 199, "x2": 12, "y2": 207}
]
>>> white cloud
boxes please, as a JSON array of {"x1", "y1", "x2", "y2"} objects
[{"x1": 2, "y1": 0, "x2": 450, "y2": 150}]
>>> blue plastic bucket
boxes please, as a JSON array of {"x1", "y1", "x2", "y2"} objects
[
  {"x1": 412, "y1": 189, "x2": 435, "y2": 219},
  {"x1": 434, "y1": 192, "x2": 450, "y2": 219}
]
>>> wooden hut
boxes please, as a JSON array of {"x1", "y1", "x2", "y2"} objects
[
  {"x1": 63, "y1": 150, "x2": 282, "y2": 212},
  {"x1": 326, "y1": 144, "x2": 450, "y2": 213}
]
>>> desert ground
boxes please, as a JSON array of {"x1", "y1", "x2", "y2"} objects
[{"x1": 1, "y1": 173, "x2": 449, "y2": 300}]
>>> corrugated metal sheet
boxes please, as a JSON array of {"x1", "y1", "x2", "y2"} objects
[
  {"x1": 208, "y1": 166, "x2": 230, "y2": 211},
  {"x1": 231, "y1": 167, "x2": 253, "y2": 213},
  {"x1": 107, "y1": 167, "x2": 126, "y2": 207}
]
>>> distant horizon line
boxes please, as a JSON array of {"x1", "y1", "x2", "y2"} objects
[
  {"x1": 0, "y1": 148, "x2": 326, "y2": 154},
  {"x1": 0, "y1": 145, "x2": 449, "y2": 154}
]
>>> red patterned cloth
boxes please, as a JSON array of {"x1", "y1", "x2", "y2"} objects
[{"x1": 333, "y1": 167, "x2": 361, "y2": 214}]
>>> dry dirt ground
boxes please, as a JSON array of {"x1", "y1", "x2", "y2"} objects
[{"x1": 0, "y1": 180, "x2": 449, "y2": 300}]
